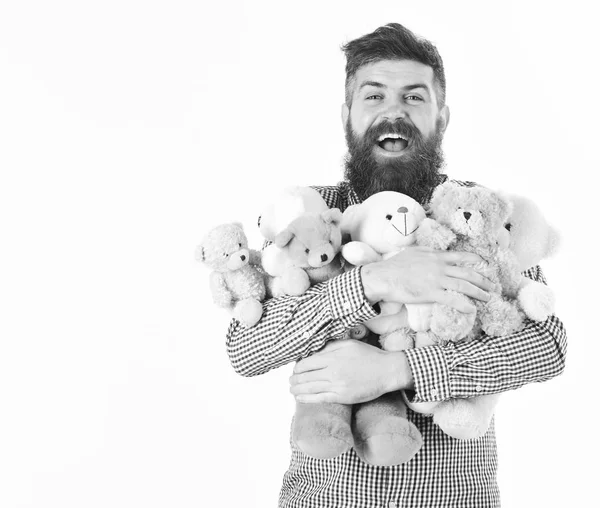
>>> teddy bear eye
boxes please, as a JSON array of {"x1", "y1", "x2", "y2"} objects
[
  {"x1": 505, "y1": 223, "x2": 512, "y2": 231},
  {"x1": 223, "y1": 252, "x2": 229, "y2": 257},
  {"x1": 305, "y1": 248, "x2": 310, "y2": 254},
  {"x1": 385, "y1": 214, "x2": 392, "y2": 220},
  {"x1": 238, "y1": 243, "x2": 242, "y2": 247}
]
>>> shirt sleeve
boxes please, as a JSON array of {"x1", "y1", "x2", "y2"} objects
[
  {"x1": 226, "y1": 267, "x2": 379, "y2": 377},
  {"x1": 403, "y1": 265, "x2": 568, "y2": 403}
]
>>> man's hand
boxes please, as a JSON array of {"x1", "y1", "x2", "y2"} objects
[
  {"x1": 362, "y1": 246, "x2": 494, "y2": 313},
  {"x1": 289, "y1": 340, "x2": 413, "y2": 404}
]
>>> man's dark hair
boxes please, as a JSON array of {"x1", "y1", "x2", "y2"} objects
[{"x1": 342, "y1": 23, "x2": 446, "y2": 107}]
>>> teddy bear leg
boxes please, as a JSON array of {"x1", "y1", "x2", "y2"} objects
[
  {"x1": 292, "y1": 401, "x2": 354, "y2": 459},
  {"x1": 352, "y1": 391, "x2": 423, "y2": 466},
  {"x1": 432, "y1": 394, "x2": 499, "y2": 440},
  {"x1": 233, "y1": 298, "x2": 264, "y2": 327},
  {"x1": 479, "y1": 294, "x2": 523, "y2": 337},
  {"x1": 430, "y1": 292, "x2": 476, "y2": 342}
]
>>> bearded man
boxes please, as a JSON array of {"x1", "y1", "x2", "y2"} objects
[{"x1": 226, "y1": 23, "x2": 567, "y2": 508}]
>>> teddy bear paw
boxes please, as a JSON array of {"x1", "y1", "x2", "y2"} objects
[
  {"x1": 480, "y1": 295, "x2": 523, "y2": 336},
  {"x1": 354, "y1": 417, "x2": 423, "y2": 466},
  {"x1": 379, "y1": 328, "x2": 415, "y2": 351},
  {"x1": 518, "y1": 282, "x2": 555, "y2": 321},
  {"x1": 433, "y1": 399, "x2": 492, "y2": 440},
  {"x1": 233, "y1": 298, "x2": 264, "y2": 327}
]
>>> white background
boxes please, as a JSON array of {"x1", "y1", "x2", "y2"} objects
[{"x1": 0, "y1": 1, "x2": 597, "y2": 507}]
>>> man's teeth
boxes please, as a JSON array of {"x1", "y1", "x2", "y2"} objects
[{"x1": 377, "y1": 133, "x2": 407, "y2": 142}]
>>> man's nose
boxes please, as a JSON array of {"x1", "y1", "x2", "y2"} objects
[{"x1": 382, "y1": 100, "x2": 407, "y2": 121}]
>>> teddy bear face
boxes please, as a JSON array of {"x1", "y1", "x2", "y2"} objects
[
  {"x1": 197, "y1": 223, "x2": 251, "y2": 273},
  {"x1": 342, "y1": 191, "x2": 426, "y2": 254},
  {"x1": 429, "y1": 183, "x2": 511, "y2": 241},
  {"x1": 275, "y1": 211, "x2": 343, "y2": 269},
  {"x1": 503, "y1": 194, "x2": 560, "y2": 272}
]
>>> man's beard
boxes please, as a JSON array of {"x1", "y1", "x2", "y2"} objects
[{"x1": 344, "y1": 117, "x2": 447, "y2": 205}]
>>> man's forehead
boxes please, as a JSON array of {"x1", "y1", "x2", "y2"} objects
[{"x1": 353, "y1": 59, "x2": 435, "y2": 91}]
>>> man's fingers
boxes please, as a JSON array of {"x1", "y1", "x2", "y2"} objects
[
  {"x1": 444, "y1": 266, "x2": 495, "y2": 292},
  {"x1": 289, "y1": 370, "x2": 328, "y2": 386},
  {"x1": 434, "y1": 289, "x2": 476, "y2": 314},
  {"x1": 296, "y1": 393, "x2": 339, "y2": 404},
  {"x1": 294, "y1": 356, "x2": 328, "y2": 374},
  {"x1": 438, "y1": 250, "x2": 483, "y2": 266},
  {"x1": 441, "y1": 275, "x2": 490, "y2": 302},
  {"x1": 290, "y1": 381, "x2": 331, "y2": 395}
]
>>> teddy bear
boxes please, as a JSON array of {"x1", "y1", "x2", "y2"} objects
[
  {"x1": 261, "y1": 208, "x2": 346, "y2": 296},
  {"x1": 415, "y1": 182, "x2": 524, "y2": 344},
  {"x1": 196, "y1": 222, "x2": 266, "y2": 327},
  {"x1": 398, "y1": 184, "x2": 552, "y2": 440},
  {"x1": 499, "y1": 193, "x2": 561, "y2": 321},
  {"x1": 341, "y1": 190, "x2": 430, "y2": 351},
  {"x1": 291, "y1": 191, "x2": 433, "y2": 465}
]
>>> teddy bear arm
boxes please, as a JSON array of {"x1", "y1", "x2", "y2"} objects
[
  {"x1": 518, "y1": 277, "x2": 556, "y2": 321},
  {"x1": 415, "y1": 218, "x2": 456, "y2": 250},
  {"x1": 209, "y1": 272, "x2": 233, "y2": 307},
  {"x1": 342, "y1": 241, "x2": 382, "y2": 266}
]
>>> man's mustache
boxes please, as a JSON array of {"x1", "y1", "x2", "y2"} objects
[{"x1": 363, "y1": 119, "x2": 422, "y2": 145}]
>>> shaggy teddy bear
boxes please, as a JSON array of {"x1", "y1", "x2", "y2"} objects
[
  {"x1": 261, "y1": 209, "x2": 345, "y2": 297},
  {"x1": 196, "y1": 223, "x2": 266, "y2": 327},
  {"x1": 416, "y1": 182, "x2": 524, "y2": 343}
]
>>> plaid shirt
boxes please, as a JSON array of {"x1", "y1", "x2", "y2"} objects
[{"x1": 226, "y1": 180, "x2": 567, "y2": 508}]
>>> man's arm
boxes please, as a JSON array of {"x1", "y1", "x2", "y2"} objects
[
  {"x1": 290, "y1": 265, "x2": 566, "y2": 403},
  {"x1": 226, "y1": 268, "x2": 379, "y2": 377},
  {"x1": 403, "y1": 265, "x2": 566, "y2": 403}
]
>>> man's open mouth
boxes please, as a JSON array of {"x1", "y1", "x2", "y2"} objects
[{"x1": 377, "y1": 133, "x2": 409, "y2": 152}]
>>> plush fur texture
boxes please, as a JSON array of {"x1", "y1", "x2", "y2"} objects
[
  {"x1": 398, "y1": 183, "x2": 529, "y2": 439},
  {"x1": 341, "y1": 191, "x2": 429, "y2": 347},
  {"x1": 197, "y1": 223, "x2": 266, "y2": 327},
  {"x1": 502, "y1": 193, "x2": 561, "y2": 321},
  {"x1": 261, "y1": 209, "x2": 345, "y2": 296},
  {"x1": 258, "y1": 186, "x2": 330, "y2": 242}
]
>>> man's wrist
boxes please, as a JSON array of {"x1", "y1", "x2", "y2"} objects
[
  {"x1": 382, "y1": 351, "x2": 415, "y2": 393},
  {"x1": 361, "y1": 263, "x2": 384, "y2": 304}
]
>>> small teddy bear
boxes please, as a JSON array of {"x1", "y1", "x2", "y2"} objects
[
  {"x1": 500, "y1": 193, "x2": 560, "y2": 321},
  {"x1": 261, "y1": 209, "x2": 345, "y2": 297},
  {"x1": 196, "y1": 223, "x2": 266, "y2": 327}
]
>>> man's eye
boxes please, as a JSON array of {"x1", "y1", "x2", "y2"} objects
[
  {"x1": 366, "y1": 94, "x2": 383, "y2": 100},
  {"x1": 406, "y1": 95, "x2": 423, "y2": 102}
]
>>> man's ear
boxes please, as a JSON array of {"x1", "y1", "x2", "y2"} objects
[
  {"x1": 438, "y1": 105, "x2": 450, "y2": 134},
  {"x1": 341, "y1": 103, "x2": 350, "y2": 133}
]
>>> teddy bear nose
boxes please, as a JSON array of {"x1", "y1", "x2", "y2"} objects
[
  {"x1": 397, "y1": 206, "x2": 408, "y2": 213},
  {"x1": 240, "y1": 254, "x2": 246, "y2": 261},
  {"x1": 463, "y1": 211, "x2": 472, "y2": 220},
  {"x1": 321, "y1": 254, "x2": 328, "y2": 262}
]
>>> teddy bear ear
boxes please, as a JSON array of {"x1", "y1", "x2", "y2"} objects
[
  {"x1": 232, "y1": 222, "x2": 244, "y2": 232},
  {"x1": 274, "y1": 227, "x2": 295, "y2": 248},
  {"x1": 321, "y1": 208, "x2": 343, "y2": 226}
]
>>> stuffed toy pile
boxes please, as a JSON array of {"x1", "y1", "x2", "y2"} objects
[{"x1": 197, "y1": 181, "x2": 560, "y2": 456}]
